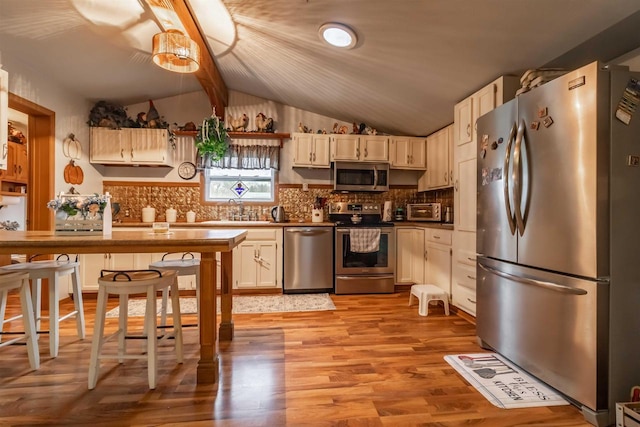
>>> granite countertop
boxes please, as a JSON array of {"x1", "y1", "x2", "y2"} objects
[
  {"x1": 393, "y1": 221, "x2": 454, "y2": 230},
  {"x1": 113, "y1": 221, "x2": 454, "y2": 230},
  {"x1": 113, "y1": 221, "x2": 336, "y2": 228}
]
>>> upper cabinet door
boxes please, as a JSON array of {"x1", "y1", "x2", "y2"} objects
[
  {"x1": 360, "y1": 135, "x2": 389, "y2": 162},
  {"x1": 312, "y1": 134, "x2": 331, "y2": 167},
  {"x1": 426, "y1": 125, "x2": 451, "y2": 189},
  {"x1": 129, "y1": 128, "x2": 170, "y2": 165},
  {"x1": 454, "y1": 97, "x2": 473, "y2": 147},
  {"x1": 292, "y1": 133, "x2": 314, "y2": 167},
  {"x1": 473, "y1": 83, "x2": 497, "y2": 137},
  {"x1": 0, "y1": 68, "x2": 8, "y2": 171},
  {"x1": 90, "y1": 127, "x2": 127, "y2": 164},
  {"x1": 331, "y1": 134, "x2": 360, "y2": 161}
]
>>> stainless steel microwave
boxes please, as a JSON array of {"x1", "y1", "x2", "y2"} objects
[
  {"x1": 406, "y1": 203, "x2": 441, "y2": 221},
  {"x1": 333, "y1": 162, "x2": 389, "y2": 192}
]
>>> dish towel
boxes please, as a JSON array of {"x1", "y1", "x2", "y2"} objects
[{"x1": 349, "y1": 228, "x2": 381, "y2": 253}]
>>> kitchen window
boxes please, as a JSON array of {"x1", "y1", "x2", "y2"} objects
[{"x1": 204, "y1": 168, "x2": 275, "y2": 202}]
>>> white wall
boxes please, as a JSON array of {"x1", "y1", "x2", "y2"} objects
[{"x1": 1, "y1": 50, "x2": 98, "y2": 195}]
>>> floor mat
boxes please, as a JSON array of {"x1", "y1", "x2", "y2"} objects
[
  {"x1": 105, "y1": 293, "x2": 336, "y2": 317},
  {"x1": 444, "y1": 353, "x2": 569, "y2": 409}
]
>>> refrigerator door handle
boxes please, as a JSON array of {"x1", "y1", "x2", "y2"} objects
[
  {"x1": 503, "y1": 122, "x2": 518, "y2": 235},
  {"x1": 478, "y1": 262, "x2": 587, "y2": 295},
  {"x1": 513, "y1": 119, "x2": 526, "y2": 236}
]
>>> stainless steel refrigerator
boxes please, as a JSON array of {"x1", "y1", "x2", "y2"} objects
[{"x1": 476, "y1": 61, "x2": 640, "y2": 427}]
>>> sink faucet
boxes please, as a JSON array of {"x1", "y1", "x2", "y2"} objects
[{"x1": 228, "y1": 199, "x2": 244, "y2": 218}]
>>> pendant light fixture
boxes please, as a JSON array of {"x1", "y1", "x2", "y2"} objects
[{"x1": 152, "y1": 29, "x2": 200, "y2": 73}]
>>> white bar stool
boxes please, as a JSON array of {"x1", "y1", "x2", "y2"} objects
[
  {"x1": 409, "y1": 284, "x2": 450, "y2": 316},
  {"x1": 0, "y1": 254, "x2": 85, "y2": 357},
  {"x1": 149, "y1": 252, "x2": 200, "y2": 327},
  {"x1": 0, "y1": 271, "x2": 40, "y2": 370},
  {"x1": 88, "y1": 269, "x2": 183, "y2": 390}
]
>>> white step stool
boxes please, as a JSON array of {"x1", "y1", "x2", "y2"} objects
[{"x1": 409, "y1": 284, "x2": 450, "y2": 316}]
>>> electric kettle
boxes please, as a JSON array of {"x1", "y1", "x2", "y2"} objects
[{"x1": 271, "y1": 205, "x2": 286, "y2": 223}]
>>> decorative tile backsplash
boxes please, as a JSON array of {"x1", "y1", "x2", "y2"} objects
[{"x1": 104, "y1": 182, "x2": 453, "y2": 223}]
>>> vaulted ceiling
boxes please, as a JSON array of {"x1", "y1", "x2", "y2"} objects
[{"x1": 2, "y1": 1, "x2": 640, "y2": 136}]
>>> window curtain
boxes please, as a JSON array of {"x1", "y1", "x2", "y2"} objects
[{"x1": 208, "y1": 144, "x2": 280, "y2": 170}]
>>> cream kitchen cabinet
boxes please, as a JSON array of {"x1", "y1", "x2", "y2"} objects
[
  {"x1": 292, "y1": 133, "x2": 331, "y2": 167},
  {"x1": 451, "y1": 75, "x2": 519, "y2": 317},
  {"x1": 331, "y1": 134, "x2": 388, "y2": 162},
  {"x1": 452, "y1": 237, "x2": 477, "y2": 316},
  {"x1": 74, "y1": 252, "x2": 152, "y2": 292},
  {"x1": 389, "y1": 136, "x2": 426, "y2": 169},
  {"x1": 149, "y1": 251, "x2": 212, "y2": 291},
  {"x1": 424, "y1": 228, "x2": 452, "y2": 296},
  {"x1": 90, "y1": 127, "x2": 172, "y2": 166},
  {"x1": 418, "y1": 124, "x2": 453, "y2": 191},
  {"x1": 232, "y1": 228, "x2": 282, "y2": 289},
  {"x1": 395, "y1": 227, "x2": 425, "y2": 284}
]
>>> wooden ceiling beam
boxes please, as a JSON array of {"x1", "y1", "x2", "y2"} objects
[{"x1": 170, "y1": 0, "x2": 229, "y2": 116}]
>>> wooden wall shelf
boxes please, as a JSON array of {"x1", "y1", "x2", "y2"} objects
[{"x1": 173, "y1": 131, "x2": 290, "y2": 146}]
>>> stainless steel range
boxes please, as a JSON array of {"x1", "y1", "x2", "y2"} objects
[{"x1": 329, "y1": 202, "x2": 395, "y2": 294}]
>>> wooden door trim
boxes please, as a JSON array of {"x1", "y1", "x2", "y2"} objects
[{"x1": 8, "y1": 93, "x2": 55, "y2": 231}]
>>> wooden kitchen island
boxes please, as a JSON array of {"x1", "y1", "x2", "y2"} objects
[{"x1": 0, "y1": 228, "x2": 247, "y2": 384}]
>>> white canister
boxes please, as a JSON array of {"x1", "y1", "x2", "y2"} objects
[
  {"x1": 186, "y1": 211, "x2": 196, "y2": 223},
  {"x1": 165, "y1": 207, "x2": 177, "y2": 223},
  {"x1": 311, "y1": 208, "x2": 323, "y2": 223},
  {"x1": 142, "y1": 206, "x2": 156, "y2": 223}
]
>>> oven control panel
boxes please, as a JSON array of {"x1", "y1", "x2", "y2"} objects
[{"x1": 329, "y1": 202, "x2": 381, "y2": 215}]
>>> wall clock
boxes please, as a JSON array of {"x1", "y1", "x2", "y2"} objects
[{"x1": 178, "y1": 161, "x2": 197, "y2": 180}]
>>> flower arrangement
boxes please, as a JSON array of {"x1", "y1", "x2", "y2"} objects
[
  {"x1": 47, "y1": 194, "x2": 108, "y2": 219},
  {"x1": 195, "y1": 108, "x2": 230, "y2": 166}
]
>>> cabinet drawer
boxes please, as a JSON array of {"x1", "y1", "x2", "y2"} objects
[
  {"x1": 455, "y1": 262, "x2": 476, "y2": 290},
  {"x1": 245, "y1": 228, "x2": 279, "y2": 240},
  {"x1": 428, "y1": 229, "x2": 452, "y2": 245},
  {"x1": 452, "y1": 283, "x2": 476, "y2": 316},
  {"x1": 456, "y1": 248, "x2": 476, "y2": 266}
]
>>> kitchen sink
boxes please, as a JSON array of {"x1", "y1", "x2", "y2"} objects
[{"x1": 200, "y1": 220, "x2": 272, "y2": 225}]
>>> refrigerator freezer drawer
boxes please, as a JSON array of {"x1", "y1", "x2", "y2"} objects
[{"x1": 476, "y1": 257, "x2": 609, "y2": 412}]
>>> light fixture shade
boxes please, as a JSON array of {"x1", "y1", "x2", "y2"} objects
[
  {"x1": 318, "y1": 23, "x2": 358, "y2": 49},
  {"x1": 152, "y1": 30, "x2": 200, "y2": 73}
]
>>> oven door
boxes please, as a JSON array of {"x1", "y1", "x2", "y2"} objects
[{"x1": 335, "y1": 227, "x2": 395, "y2": 275}]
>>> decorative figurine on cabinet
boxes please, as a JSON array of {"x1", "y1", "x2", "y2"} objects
[{"x1": 228, "y1": 114, "x2": 249, "y2": 132}]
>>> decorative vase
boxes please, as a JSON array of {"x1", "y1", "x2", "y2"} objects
[{"x1": 56, "y1": 210, "x2": 68, "y2": 220}]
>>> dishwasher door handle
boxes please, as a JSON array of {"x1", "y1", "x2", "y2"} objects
[{"x1": 286, "y1": 228, "x2": 330, "y2": 236}]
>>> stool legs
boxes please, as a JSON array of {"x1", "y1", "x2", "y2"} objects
[
  {"x1": 18, "y1": 278, "x2": 40, "y2": 370},
  {"x1": 71, "y1": 266, "x2": 86, "y2": 340},
  {"x1": 145, "y1": 286, "x2": 158, "y2": 389},
  {"x1": 88, "y1": 286, "x2": 108, "y2": 390}
]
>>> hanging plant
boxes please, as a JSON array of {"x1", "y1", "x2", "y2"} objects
[{"x1": 195, "y1": 108, "x2": 230, "y2": 166}]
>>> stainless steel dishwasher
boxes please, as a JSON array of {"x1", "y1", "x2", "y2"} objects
[{"x1": 283, "y1": 226, "x2": 334, "y2": 293}]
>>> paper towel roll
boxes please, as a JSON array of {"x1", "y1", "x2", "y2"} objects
[
  {"x1": 383, "y1": 201, "x2": 392, "y2": 222},
  {"x1": 0, "y1": 195, "x2": 21, "y2": 206}
]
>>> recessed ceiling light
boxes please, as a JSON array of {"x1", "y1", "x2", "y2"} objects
[{"x1": 318, "y1": 23, "x2": 357, "y2": 49}]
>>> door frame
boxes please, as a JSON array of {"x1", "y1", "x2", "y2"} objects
[{"x1": 9, "y1": 93, "x2": 55, "y2": 231}]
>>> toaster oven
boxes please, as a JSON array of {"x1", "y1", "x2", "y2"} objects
[{"x1": 406, "y1": 203, "x2": 441, "y2": 222}]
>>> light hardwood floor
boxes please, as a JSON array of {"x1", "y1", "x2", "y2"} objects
[{"x1": 0, "y1": 291, "x2": 590, "y2": 426}]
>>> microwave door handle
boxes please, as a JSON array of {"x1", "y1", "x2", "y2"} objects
[
  {"x1": 373, "y1": 166, "x2": 378, "y2": 190},
  {"x1": 503, "y1": 122, "x2": 517, "y2": 235},
  {"x1": 513, "y1": 119, "x2": 526, "y2": 236}
]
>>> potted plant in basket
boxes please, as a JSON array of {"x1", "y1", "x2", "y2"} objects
[{"x1": 195, "y1": 108, "x2": 230, "y2": 168}]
